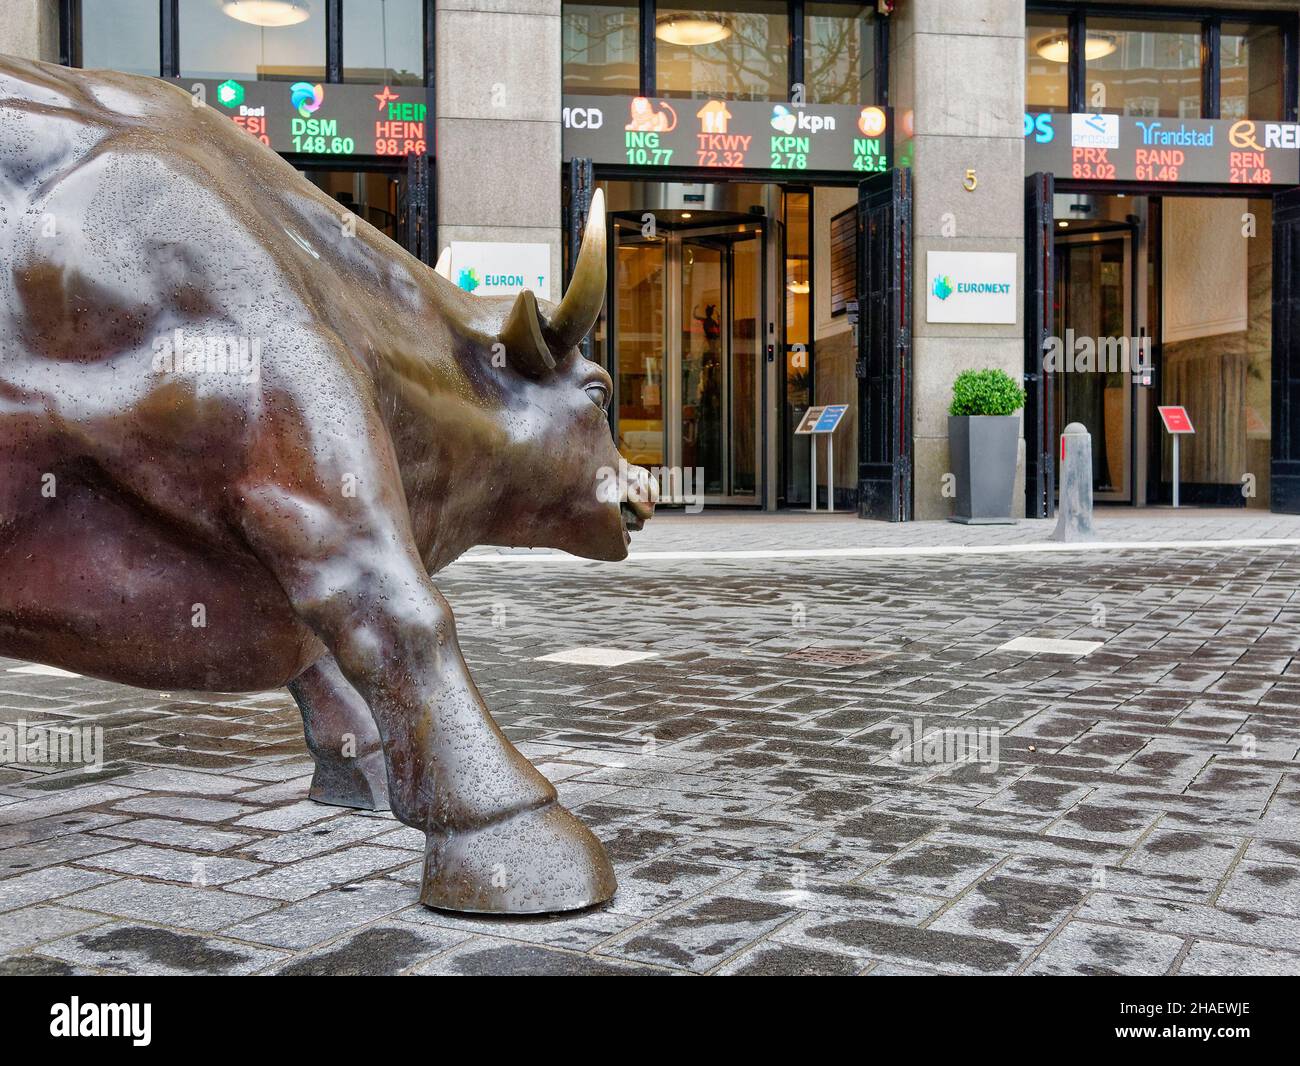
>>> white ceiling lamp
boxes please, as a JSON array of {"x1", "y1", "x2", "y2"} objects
[
  {"x1": 222, "y1": 1, "x2": 312, "y2": 28},
  {"x1": 1035, "y1": 31, "x2": 1117, "y2": 64},
  {"x1": 656, "y1": 14, "x2": 732, "y2": 47}
]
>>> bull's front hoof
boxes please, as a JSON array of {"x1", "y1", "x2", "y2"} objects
[
  {"x1": 420, "y1": 802, "x2": 616, "y2": 914},
  {"x1": 308, "y1": 748, "x2": 390, "y2": 811}
]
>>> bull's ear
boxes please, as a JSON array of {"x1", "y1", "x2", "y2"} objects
[
  {"x1": 434, "y1": 246, "x2": 452, "y2": 279},
  {"x1": 498, "y1": 289, "x2": 556, "y2": 378}
]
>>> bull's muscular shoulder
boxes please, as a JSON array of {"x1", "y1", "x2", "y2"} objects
[{"x1": 0, "y1": 57, "x2": 426, "y2": 376}]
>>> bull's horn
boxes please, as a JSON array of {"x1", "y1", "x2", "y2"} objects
[
  {"x1": 499, "y1": 289, "x2": 556, "y2": 378},
  {"x1": 546, "y1": 187, "x2": 606, "y2": 351},
  {"x1": 434, "y1": 246, "x2": 452, "y2": 279}
]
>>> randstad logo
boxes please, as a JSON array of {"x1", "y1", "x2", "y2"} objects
[
  {"x1": 290, "y1": 82, "x2": 324, "y2": 118},
  {"x1": 932, "y1": 274, "x2": 953, "y2": 301}
]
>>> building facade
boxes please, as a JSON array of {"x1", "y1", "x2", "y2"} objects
[{"x1": 11, "y1": 0, "x2": 1300, "y2": 518}]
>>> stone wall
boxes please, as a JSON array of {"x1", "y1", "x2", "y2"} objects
[
  {"x1": 891, "y1": 1, "x2": 1027, "y2": 519},
  {"x1": 435, "y1": 0, "x2": 563, "y2": 287}
]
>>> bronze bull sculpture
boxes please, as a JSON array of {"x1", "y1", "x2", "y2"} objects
[{"x1": 0, "y1": 57, "x2": 655, "y2": 913}]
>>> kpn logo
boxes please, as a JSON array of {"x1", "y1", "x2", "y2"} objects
[
  {"x1": 770, "y1": 104, "x2": 837, "y2": 134},
  {"x1": 932, "y1": 274, "x2": 954, "y2": 301},
  {"x1": 216, "y1": 79, "x2": 245, "y2": 109}
]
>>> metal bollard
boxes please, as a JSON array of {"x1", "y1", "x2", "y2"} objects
[{"x1": 1051, "y1": 422, "x2": 1095, "y2": 542}]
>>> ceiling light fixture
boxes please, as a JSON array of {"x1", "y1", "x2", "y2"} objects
[
  {"x1": 222, "y1": 1, "x2": 311, "y2": 28},
  {"x1": 1035, "y1": 31, "x2": 1117, "y2": 64},
  {"x1": 655, "y1": 14, "x2": 732, "y2": 47}
]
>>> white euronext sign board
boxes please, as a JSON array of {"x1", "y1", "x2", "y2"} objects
[
  {"x1": 926, "y1": 250, "x2": 1018, "y2": 324},
  {"x1": 448, "y1": 242, "x2": 552, "y2": 300}
]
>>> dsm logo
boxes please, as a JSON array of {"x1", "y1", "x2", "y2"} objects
[{"x1": 932, "y1": 274, "x2": 954, "y2": 301}]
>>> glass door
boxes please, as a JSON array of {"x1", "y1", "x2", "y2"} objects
[
  {"x1": 1053, "y1": 230, "x2": 1135, "y2": 502},
  {"x1": 610, "y1": 218, "x2": 763, "y2": 505}
]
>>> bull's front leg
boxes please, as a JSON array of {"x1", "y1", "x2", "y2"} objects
[{"x1": 243, "y1": 496, "x2": 615, "y2": 914}]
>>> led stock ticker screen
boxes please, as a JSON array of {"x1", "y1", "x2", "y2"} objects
[
  {"x1": 562, "y1": 96, "x2": 892, "y2": 174},
  {"x1": 189, "y1": 78, "x2": 429, "y2": 157},
  {"x1": 1024, "y1": 112, "x2": 1300, "y2": 186}
]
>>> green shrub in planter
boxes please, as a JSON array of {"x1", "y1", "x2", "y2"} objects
[
  {"x1": 949, "y1": 368, "x2": 1026, "y2": 418},
  {"x1": 947, "y1": 369, "x2": 1025, "y2": 524}
]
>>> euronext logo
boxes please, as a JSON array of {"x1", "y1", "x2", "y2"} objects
[{"x1": 932, "y1": 274, "x2": 953, "y2": 300}]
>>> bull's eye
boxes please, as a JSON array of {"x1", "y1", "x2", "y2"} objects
[{"x1": 584, "y1": 383, "x2": 609, "y2": 411}]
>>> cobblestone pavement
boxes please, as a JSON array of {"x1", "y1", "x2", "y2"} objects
[
  {"x1": 466, "y1": 509, "x2": 1300, "y2": 557},
  {"x1": 2, "y1": 526, "x2": 1300, "y2": 975}
]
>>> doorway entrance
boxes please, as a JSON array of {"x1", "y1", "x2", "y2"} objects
[
  {"x1": 1052, "y1": 227, "x2": 1136, "y2": 502},
  {"x1": 610, "y1": 215, "x2": 764, "y2": 504}
]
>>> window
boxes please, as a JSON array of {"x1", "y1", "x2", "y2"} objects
[
  {"x1": 1085, "y1": 17, "x2": 1202, "y2": 117},
  {"x1": 343, "y1": 0, "x2": 424, "y2": 85},
  {"x1": 179, "y1": 0, "x2": 326, "y2": 82},
  {"x1": 805, "y1": 3, "x2": 875, "y2": 105},
  {"x1": 563, "y1": 0, "x2": 640, "y2": 96},
  {"x1": 656, "y1": 1, "x2": 788, "y2": 102},
  {"x1": 81, "y1": 0, "x2": 160, "y2": 75},
  {"x1": 1221, "y1": 22, "x2": 1284, "y2": 120},
  {"x1": 1026, "y1": 12, "x2": 1069, "y2": 113}
]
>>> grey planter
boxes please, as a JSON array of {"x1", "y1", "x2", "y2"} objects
[{"x1": 949, "y1": 415, "x2": 1019, "y2": 524}]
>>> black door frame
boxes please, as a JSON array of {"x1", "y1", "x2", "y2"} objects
[
  {"x1": 1273, "y1": 186, "x2": 1300, "y2": 512},
  {"x1": 855, "y1": 168, "x2": 913, "y2": 522},
  {"x1": 1025, "y1": 172, "x2": 1056, "y2": 519}
]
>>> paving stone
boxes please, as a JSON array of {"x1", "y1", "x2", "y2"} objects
[
  {"x1": 1178, "y1": 939, "x2": 1300, "y2": 976},
  {"x1": 1121, "y1": 829, "x2": 1243, "y2": 879},
  {"x1": 724, "y1": 870, "x2": 940, "y2": 923},
  {"x1": 400, "y1": 904, "x2": 636, "y2": 952},
  {"x1": 599, "y1": 895, "x2": 795, "y2": 973},
  {"x1": 0, "y1": 866, "x2": 117, "y2": 912},
  {"x1": 0, "y1": 904, "x2": 107, "y2": 953},
  {"x1": 1022, "y1": 920, "x2": 1184, "y2": 976},
  {"x1": 76, "y1": 845, "x2": 270, "y2": 886},
  {"x1": 998, "y1": 854, "x2": 1219, "y2": 904},
  {"x1": 112, "y1": 796, "x2": 262, "y2": 823},
  {"x1": 61, "y1": 878, "x2": 275, "y2": 931},
  {"x1": 91, "y1": 818, "x2": 257, "y2": 853},
  {"x1": 413, "y1": 936, "x2": 673, "y2": 976},
  {"x1": 927, "y1": 874, "x2": 1085, "y2": 947},
  {"x1": 39, "y1": 922, "x2": 289, "y2": 975},
  {"x1": 770, "y1": 911, "x2": 1026, "y2": 975},
  {"x1": 221, "y1": 846, "x2": 412, "y2": 902},
  {"x1": 239, "y1": 814, "x2": 394, "y2": 863},
  {"x1": 858, "y1": 843, "x2": 1004, "y2": 898},
  {"x1": 221, "y1": 879, "x2": 415, "y2": 949},
  {"x1": 232, "y1": 800, "x2": 337, "y2": 831},
  {"x1": 267, "y1": 922, "x2": 467, "y2": 975},
  {"x1": 715, "y1": 941, "x2": 868, "y2": 976},
  {"x1": 1215, "y1": 861, "x2": 1300, "y2": 917},
  {"x1": 1075, "y1": 892, "x2": 1300, "y2": 948},
  {"x1": 0, "y1": 834, "x2": 129, "y2": 877}
]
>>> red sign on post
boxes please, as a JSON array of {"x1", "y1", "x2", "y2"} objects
[{"x1": 1158, "y1": 406, "x2": 1194, "y2": 434}]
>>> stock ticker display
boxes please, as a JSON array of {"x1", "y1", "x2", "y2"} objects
[
  {"x1": 190, "y1": 78, "x2": 429, "y2": 158},
  {"x1": 1024, "y1": 112, "x2": 1300, "y2": 186},
  {"x1": 562, "y1": 95, "x2": 892, "y2": 175}
]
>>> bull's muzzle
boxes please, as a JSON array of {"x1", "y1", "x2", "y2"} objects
[{"x1": 621, "y1": 466, "x2": 657, "y2": 533}]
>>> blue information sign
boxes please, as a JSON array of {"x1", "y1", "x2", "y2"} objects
[{"x1": 813, "y1": 405, "x2": 848, "y2": 433}]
